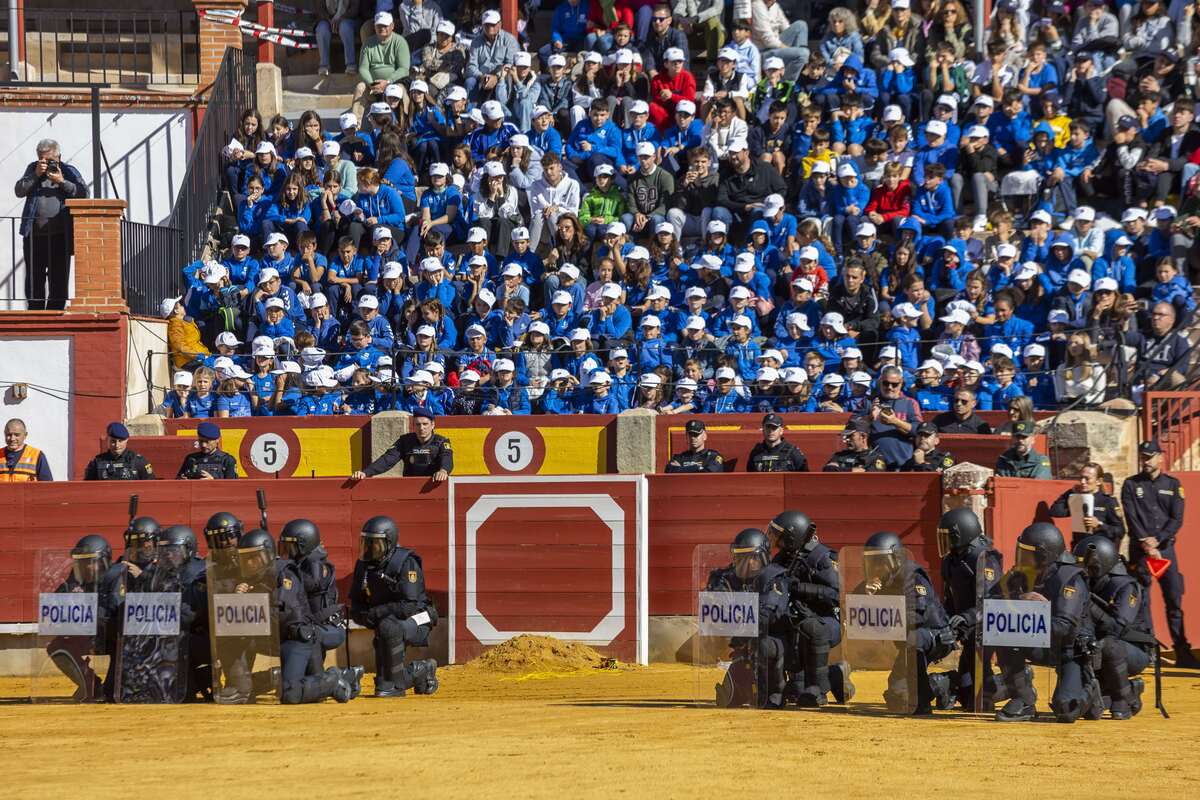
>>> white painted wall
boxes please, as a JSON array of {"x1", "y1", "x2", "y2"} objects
[
  {"x1": 0, "y1": 107, "x2": 192, "y2": 309},
  {"x1": 125, "y1": 317, "x2": 169, "y2": 420},
  {"x1": 0, "y1": 337, "x2": 72, "y2": 478}
]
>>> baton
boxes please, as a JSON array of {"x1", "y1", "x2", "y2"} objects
[
  {"x1": 1156, "y1": 641, "x2": 1170, "y2": 719},
  {"x1": 128, "y1": 494, "x2": 139, "y2": 525},
  {"x1": 343, "y1": 604, "x2": 352, "y2": 669},
  {"x1": 256, "y1": 488, "x2": 269, "y2": 534}
]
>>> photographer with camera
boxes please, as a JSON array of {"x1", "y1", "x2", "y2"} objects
[{"x1": 14, "y1": 138, "x2": 88, "y2": 310}]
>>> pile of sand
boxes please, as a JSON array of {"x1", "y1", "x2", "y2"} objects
[{"x1": 465, "y1": 634, "x2": 613, "y2": 674}]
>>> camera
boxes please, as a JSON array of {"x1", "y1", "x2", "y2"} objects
[{"x1": 46, "y1": 160, "x2": 60, "y2": 173}]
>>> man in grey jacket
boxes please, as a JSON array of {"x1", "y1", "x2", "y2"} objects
[{"x1": 467, "y1": 9, "x2": 520, "y2": 100}]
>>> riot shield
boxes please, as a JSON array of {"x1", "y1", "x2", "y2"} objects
[
  {"x1": 692, "y1": 544, "x2": 762, "y2": 708},
  {"x1": 839, "y1": 545, "x2": 917, "y2": 714},
  {"x1": 975, "y1": 551, "x2": 1053, "y2": 719},
  {"x1": 206, "y1": 553, "x2": 280, "y2": 704},
  {"x1": 114, "y1": 562, "x2": 187, "y2": 704},
  {"x1": 31, "y1": 548, "x2": 107, "y2": 703}
]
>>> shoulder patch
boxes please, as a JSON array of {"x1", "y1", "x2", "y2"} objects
[
  {"x1": 283, "y1": 577, "x2": 293, "y2": 590},
  {"x1": 983, "y1": 567, "x2": 995, "y2": 582},
  {"x1": 875, "y1": 459, "x2": 886, "y2": 470},
  {"x1": 714, "y1": 454, "x2": 723, "y2": 463},
  {"x1": 943, "y1": 456, "x2": 954, "y2": 468},
  {"x1": 1062, "y1": 585, "x2": 1076, "y2": 598},
  {"x1": 1179, "y1": 487, "x2": 1186, "y2": 499},
  {"x1": 1128, "y1": 593, "x2": 1138, "y2": 607},
  {"x1": 143, "y1": 464, "x2": 154, "y2": 475},
  {"x1": 407, "y1": 570, "x2": 418, "y2": 583},
  {"x1": 915, "y1": 584, "x2": 927, "y2": 595}
]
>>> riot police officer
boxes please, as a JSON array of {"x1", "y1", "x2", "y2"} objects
[
  {"x1": 1073, "y1": 535, "x2": 1154, "y2": 719},
  {"x1": 118, "y1": 516, "x2": 162, "y2": 591},
  {"x1": 706, "y1": 528, "x2": 791, "y2": 708},
  {"x1": 83, "y1": 422, "x2": 155, "y2": 480},
  {"x1": 766, "y1": 510, "x2": 852, "y2": 706},
  {"x1": 352, "y1": 407, "x2": 453, "y2": 481},
  {"x1": 994, "y1": 523, "x2": 1100, "y2": 723},
  {"x1": 935, "y1": 508, "x2": 1002, "y2": 710},
  {"x1": 1049, "y1": 462, "x2": 1125, "y2": 548},
  {"x1": 861, "y1": 531, "x2": 957, "y2": 714},
  {"x1": 1121, "y1": 440, "x2": 1196, "y2": 668},
  {"x1": 746, "y1": 413, "x2": 809, "y2": 473},
  {"x1": 236, "y1": 530, "x2": 359, "y2": 704},
  {"x1": 279, "y1": 519, "x2": 346, "y2": 674},
  {"x1": 823, "y1": 417, "x2": 888, "y2": 472},
  {"x1": 176, "y1": 422, "x2": 239, "y2": 479},
  {"x1": 349, "y1": 516, "x2": 439, "y2": 697},
  {"x1": 45, "y1": 534, "x2": 114, "y2": 701},
  {"x1": 158, "y1": 524, "x2": 211, "y2": 700},
  {"x1": 665, "y1": 419, "x2": 725, "y2": 473},
  {"x1": 901, "y1": 423, "x2": 956, "y2": 472}
]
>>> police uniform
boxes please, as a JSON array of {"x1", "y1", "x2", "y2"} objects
[
  {"x1": 995, "y1": 555, "x2": 1095, "y2": 721},
  {"x1": 349, "y1": 545, "x2": 438, "y2": 694},
  {"x1": 746, "y1": 440, "x2": 809, "y2": 472},
  {"x1": 176, "y1": 448, "x2": 239, "y2": 479},
  {"x1": 362, "y1": 432, "x2": 454, "y2": 477},
  {"x1": 772, "y1": 540, "x2": 841, "y2": 704},
  {"x1": 878, "y1": 561, "x2": 957, "y2": 712},
  {"x1": 84, "y1": 449, "x2": 155, "y2": 481},
  {"x1": 1049, "y1": 489, "x2": 1125, "y2": 548},
  {"x1": 706, "y1": 561, "x2": 790, "y2": 707},
  {"x1": 823, "y1": 446, "x2": 888, "y2": 472},
  {"x1": 939, "y1": 539, "x2": 1002, "y2": 709},
  {"x1": 296, "y1": 547, "x2": 346, "y2": 674},
  {"x1": 665, "y1": 447, "x2": 725, "y2": 473},
  {"x1": 994, "y1": 446, "x2": 1052, "y2": 478},
  {"x1": 1088, "y1": 562, "x2": 1154, "y2": 715},
  {"x1": 1121, "y1": 470, "x2": 1188, "y2": 655},
  {"x1": 46, "y1": 566, "x2": 118, "y2": 701},
  {"x1": 276, "y1": 558, "x2": 352, "y2": 704},
  {"x1": 901, "y1": 449, "x2": 956, "y2": 472}
]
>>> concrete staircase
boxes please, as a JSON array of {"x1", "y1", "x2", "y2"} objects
[{"x1": 281, "y1": 71, "x2": 357, "y2": 120}]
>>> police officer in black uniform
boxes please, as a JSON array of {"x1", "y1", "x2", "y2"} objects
[
  {"x1": 158, "y1": 524, "x2": 211, "y2": 700},
  {"x1": 665, "y1": 419, "x2": 726, "y2": 473},
  {"x1": 746, "y1": 413, "x2": 809, "y2": 473},
  {"x1": 823, "y1": 417, "x2": 888, "y2": 472},
  {"x1": 176, "y1": 422, "x2": 239, "y2": 480},
  {"x1": 1049, "y1": 462, "x2": 1125, "y2": 548},
  {"x1": 860, "y1": 531, "x2": 957, "y2": 714},
  {"x1": 202, "y1": 511, "x2": 251, "y2": 702},
  {"x1": 100, "y1": 516, "x2": 163, "y2": 700},
  {"x1": 236, "y1": 530, "x2": 360, "y2": 705},
  {"x1": 352, "y1": 407, "x2": 453, "y2": 481},
  {"x1": 1073, "y1": 535, "x2": 1154, "y2": 719},
  {"x1": 994, "y1": 523, "x2": 1100, "y2": 723},
  {"x1": 766, "y1": 510, "x2": 852, "y2": 706},
  {"x1": 83, "y1": 422, "x2": 155, "y2": 480},
  {"x1": 1121, "y1": 440, "x2": 1197, "y2": 667},
  {"x1": 901, "y1": 423, "x2": 956, "y2": 472},
  {"x1": 45, "y1": 534, "x2": 115, "y2": 701},
  {"x1": 349, "y1": 515, "x2": 439, "y2": 697},
  {"x1": 934, "y1": 508, "x2": 1002, "y2": 710},
  {"x1": 279, "y1": 519, "x2": 347, "y2": 675},
  {"x1": 706, "y1": 528, "x2": 791, "y2": 708}
]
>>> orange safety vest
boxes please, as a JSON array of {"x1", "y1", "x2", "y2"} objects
[{"x1": 1, "y1": 445, "x2": 43, "y2": 482}]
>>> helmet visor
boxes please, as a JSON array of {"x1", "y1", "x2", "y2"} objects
[
  {"x1": 159, "y1": 543, "x2": 187, "y2": 570},
  {"x1": 278, "y1": 536, "x2": 301, "y2": 560},
  {"x1": 732, "y1": 550, "x2": 765, "y2": 580},
  {"x1": 238, "y1": 545, "x2": 272, "y2": 580},
  {"x1": 936, "y1": 527, "x2": 953, "y2": 560},
  {"x1": 360, "y1": 535, "x2": 389, "y2": 564},
  {"x1": 72, "y1": 553, "x2": 102, "y2": 585},
  {"x1": 863, "y1": 548, "x2": 898, "y2": 583},
  {"x1": 127, "y1": 535, "x2": 158, "y2": 567},
  {"x1": 206, "y1": 526, "x2": 240, "y2": 551}
]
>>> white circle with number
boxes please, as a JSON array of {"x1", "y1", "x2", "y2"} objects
[
  {"x1": 493, "y1": 432, "x2": 534, "y2": 472},
  {"x1": 249, "y1": 433, "x2": 290, "y2": 474}
]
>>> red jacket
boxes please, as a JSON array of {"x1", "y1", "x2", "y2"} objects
[
  {"x1": 865, "y1": 180, "x2": 912, "y2": 222},
  {"x1": 649, "y1": 69, "x2": 696, "y2": 115}
]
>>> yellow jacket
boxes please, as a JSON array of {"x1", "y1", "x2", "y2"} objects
[{"x1": 168, "y1": 317, "x2": 210, "y2": 370}]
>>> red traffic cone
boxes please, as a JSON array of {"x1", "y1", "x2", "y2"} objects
[{"x1": 1147, "y1": 557, "x2": 1171, "y2": 580}]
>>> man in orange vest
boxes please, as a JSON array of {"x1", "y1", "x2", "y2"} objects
[{"x1": 3, "y1": 418, "x2": 53, "y2": 481}]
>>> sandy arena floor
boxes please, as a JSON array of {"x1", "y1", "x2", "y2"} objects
[{"x1": 2, "y1": 661, "x2": 1199, "y2": 798}]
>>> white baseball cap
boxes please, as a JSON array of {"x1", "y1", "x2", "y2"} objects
[
  {"x1": 416, "y1": 324, "x2": 437, "y2": 339},
  {"x1": 514, "y1": 51, "x2": 532, "y2": 68},
  {"x1": 372, "y1": 227, "x2": 393, "y2": 242},
  {"x1": 1094, "y1": 277, "x2": 1119, "y2": 293},
  {"x1": 756, "y1": 367, "x2": 780, "y2": 383},
  {"x1": 264, "y1": 233, "x2": 288, "y2": 248},
  {"x1": 734, "y1": 253, "x2": 756, "y2": 273},
  {"x1": 918, "y1": 359, "x2": 944, "y2": 375},
  {"x1": 973, "y1": 94, "x2": 995, "y2": 108},
  {"x1": 855, "y1": 222, "x2": 877, "y2": 237},
  {"x1": 685, "y1": 287, "x2": 707, "y2": 301},
  {"x1": 781, "y1": 367, "x2": 807, "y2": 384},
  {"x1": 764, "y1": 56, "x2": 785, "y2": 71},
  {"x1": 841, "y1": 347, "x2": 863, "y2": 360},
  {"x1": 460, "y1": 369, "x2": 482, "y2": 383},
  {"x1": 759, "y1": 349, "x2": 784, "y2": 364},
  {"x1": 476, "y1": 288, "x2": 496, "y2": 308},
  {"x1": 837, "y1": 163, "x2": 858, "y2": 178},
  {"x1": 609, "y1": 348, "x2": 629, "y2": 361},
  {"x1": 257, "y1": 267, "x2": 281, "y2": 285},
  {"x1": 551, "y1": 290, "x2": 573, "y2": 307},
  {"x1": 588, "y1": 371, "x2": 612, "y2": 386},
  {"x1": 627, "y1": 246, "x2": 650, "y2": 260},
  {"x1": 173, "y1": 370, "x2": 194, "y2": 387},
  {"x1": 321, "y1": 140, "x2": 340, "y2": 156},
  {"x1": 640, "y1": 314, "x2": 661, "y2": 328},
  {"x1": 1030, "y1": 209, "x2": 1053, "y2": 225},
  {"x1": 1024, "y1": 343, "x2": 1047, "y2": 358},
  {"x1": 727, "y1": 139, "x2": 748, "y2": 154},
  {"x1": 791, "y1": 277, "x2": 814, "y2": 293},
  {"x1": 939, "y1": 308, "x2": 971, "y2": 325},
  {"x1": 510, "y1": 226, "x2": 530, "y2": 242},
  {"x1": 230, "y1": 233, "x2": 251, "y2": 249},
  {"x1": 786, "y1": 312, "x2": 810, "y2": 331},
  {"x1": 409, "y1": 79, "x2": 429, "y2": 95},
  {"x1": 763, "y1": 193, "x2": 785, "y2": 214},
  {"x1": 594, "y1": 163, "x2": 615, "y2": 177},
  {"x1": 684, "y1": 315, "x2": 706, "y2": 331},
  {"x1": 493, "y1": 358, "x2": 515, "y2": 373},
  {"x1": 1067, "y1": 268, "x2": 1092, "y2": 288},
  {"x1": 926, "y1": 119, "x2": 948, "y2": 138},
  {"x1": 878, "y1": 345, "x2": 899, "y2": 360},
  {"x1": 966, "y1": 125, "x2": 990, "y2": 139},
  {"x1": 729, "y1": 285, "x2": 752, "y2": 300},
  {"x1": 996, "y1": 243, "x2": 1017, "y2": 259},
  {"x1": 810, "y1": 161, "x2": 831, "y2": 175},
  {"x1": 294, "y1": 147, "x2": 314, "y2": 160},
  {"x1": 202, "y1": 263, "x2": 228, "y2": 284},
  {"x1": 159, "y1": 296, "x2": 181, "y2": 318},
  {"x1": 384, "y1": 83, "x2": 405, "y2": 100},
  {"x1": 715, "y1": 367, "x2": 737, "y2": 381},
  {"x1": 664, "y1": 47, "x2": 685, "y2": 62},
  {"x1": 1048, "y1": 309, "x2": 1071, "y2": 325},
  {"x1": 547, "y1": 53, "x2": 567, "y2": 68},
  {"x1": 381, "y1": 262, "x2": 404, "y2": 280},
  {"x1": 882, "y1": 105, "x2": 903, "y2": 123},
  {"x1": 465, "y1": 324, "x2": 487, "y2": 339},
  {"x1": 799, "y1": 245, "x2": 819, "y2": 262},
  {"x1": 481, "y1": 9, "x2": 501, "y2": 24},
  {"x1": 821, "y1": 312, "x2": 847, "y2": 334},
  {"x1": 252, "y1": 341, "x2": 276, "y2": 357},
  {"x1": 636, "y1": 141, "x2": 656, "y2": 158},
  {"x1": 676, "y1": 99, "x2": 697, "y2": 116},
  {"x1": 482, "y1": 100, "x2": 505, "y2": 121},
  {"x1": 483, "y1": 160, "x2": 506, "y2": 178},
  {"x1": 892, "y1": 302, "x2": 921, "y2": 320},
  {"x1": 730, "y1": 314, "x2": 752, "y2": 329},
  {"x1": 357, "y1": 294, "x2": 379, "y2": 310},
  {"x1": 990, "y1": 343, "x2": 1014, "y2": 360},
  {"x1": 502, "y1": 263, "x2": 523, "y2": 278},
  {"x1": 601, "y1": 282, "x2": 623, "y2": 299},
  {"x1": 676, "y1": 378, "x2": 699, "y2": 391},
  {"x1": 560, "y1": 264, "x2": 581, "y2": 281},
  {"x1": 338, "y1": 112, "x2": 358, "y2": 130},
  {"x1": 528, "y1": 321, "x2": 550, "y2": 337},
  {"x1": 1015, "y1": 262, "x2": 1041, "y2": 281},
  {"x1": 255, "y1": 141, "x2": 277, "y2": 156},
  {"x1": 706, "y1": 219, "x2": 728, "y2": 235}
]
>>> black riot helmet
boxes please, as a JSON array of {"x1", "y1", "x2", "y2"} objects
[
  {"x1": 124, "y1": 516, "x2": 161, "y2": 567},
  {"x1": 767, "y1": 510, "x2": 816, "y2": 553},
  {"x1": 1015, "y1": 523, "x2": 1066, "y2": 576},
  {"x1": 237, "y1": 529, "x2": 277, "y2": 581},
  {"x1": 158, "y1": 525, "x2": 197, "y2": 569},
  {"x1": 71, "y1": 534, "x2": 112, "y2": 584},
  {"x1": 730, "y1": 528, "x2": 771, "y2": 581},
  {"x1": 863, "y1": 531, "x2": 906, "y2": 584},
  {"x1": 1072, "y1": 535, "x2": 1120, "y2": 583},
  {"x1": 360, "y1": 516, "x2": 398, "y2": 565},
  {"x1": 936, "y1": 507, "x2": 984, "y2": 558},
  {"x1": 279, "y1": 519, "x2": 321, "y2": 561},
  {"x1": 204, "y1": 511, "x2": 243, "y2": 551}
]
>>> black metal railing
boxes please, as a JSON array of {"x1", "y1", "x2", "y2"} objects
[
  {"x1": 121, "y1": 219, "x2": 183, "y2": 317},
  {"x1": 169, "y1": 47, "x2": 257, "y2": 262},
  {"x1": 0, "y1": 214, "x2": 81, "y2": 311},
  {"x1": 13, "y1": 9, "x2": 200, "y2": 86}
]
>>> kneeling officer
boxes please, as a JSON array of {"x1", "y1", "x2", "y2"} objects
[{"x1": 350, "y1": 516, "x2": 439, "y2": 698}]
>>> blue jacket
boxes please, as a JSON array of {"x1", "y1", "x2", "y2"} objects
[
  {"x1": 987, "y1": 110, "x2": 1033, "y2": 154},
  {"x1": 566, "y1": 118, "x2": 624, "y2": 164},
  {"x1": 353, "y1": 185, "x2": 406, "y2": 228},
  {"x1": 1091, "y1": 255, "x2": 1137, "y2": 294},
  {"x1": 237, "y1": 196, "x2": 272, "y2": 237},
  {"x1": 528, "y1": 126, "x2": 565, "y2": 158},
  {"x1": 912, "y1": 182, "x2": 955, "y2": 227},
  {"x1": 551, "y1": 0, "x2": 590, "y2": 44},
  {"x1": 15, "y1": 160, "x2": 88, "y2": 236},
  {"x1": 912, "y1": 142, "x2": 959, "y2": 184},
  {"x1": 485, "y1": 384, "x2": 532, "y2": 415},
  {"x1": 830, "y1": 181, "x2": 869, "y2": 215},
  {"x1": 585, "y1": 304, "x2": 632, "y2": 339},
  {"x1": 469, "y1": 122, "x2": 520, "y2": 163}
]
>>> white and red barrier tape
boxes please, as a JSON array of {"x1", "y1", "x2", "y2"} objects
[{"x1": 199, "y1": 7, "x2": 318, "y2": 49}]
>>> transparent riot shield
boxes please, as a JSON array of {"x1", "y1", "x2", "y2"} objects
[
  {"x1": 31, "y1": 548, "x2": 107, "y2": 703},
  {"x1": 114, "y1": 561, "x2": 186, "y2": 704},
  {"x1": 839, "y1": 545, "x2": 917, "y2": 714},
  {"x1": 975, "y1": 551, "x2": 1053, "y2": 719},
  {"x1": 206, "y1": 553, "x2": 280, "y2": 704},
  {"x1": 692, "y1": 544, "x2": 762, "y2": 708}
]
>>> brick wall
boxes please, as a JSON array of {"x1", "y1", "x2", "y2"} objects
[
  {"x1": 194, "y1": 0, "x2": 246, "y2": 90},
  {"x1": 66, "y1": 199, "x2": 128, "y2": 314}
]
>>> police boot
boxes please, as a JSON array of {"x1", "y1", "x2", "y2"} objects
[
  {"x1": 995, "y1": 667, "x2": 1037, "y2": 722},
  {"x1": 50, "y1": 652, "x2": 101, "y2": 702},
  {"x1": 343, "y1": 666, "x2": 365, "y2": 699},
  {"x1": 795, "y1": 645, "x2": 829, "y2": 707},
  {"x1": 1129, "y1": 677, "x2": 1145, "y2": 716},
  {"x1": 929, "y1": 672, "x2": 955, "y2": 710},
  {"x1": 250, "y1": 666, "x2": 280, "y2": 700},
  {"x1": 1082, "y1": 677, "x2": 1105, "y2": 721},
  {"x1": 326, "y1": 667, "x2": 352, "y2": 703},
  {"x1": 1174, "y1": 647, "x2": 1200, "y2": 669},
  {"x1": 407, "y1": 659, "x2": 439, "y2": 696},
  {"x1": 829, "y1": 661, "x2": 854, "y2": 704}
]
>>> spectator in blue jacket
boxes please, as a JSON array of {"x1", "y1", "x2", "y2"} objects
[
  {"x1": 540, "y1": 0, "x2": 590, "y2": 63},
  {"x1": 910, "y1": 162, "x2": 955, "y2": 237}
]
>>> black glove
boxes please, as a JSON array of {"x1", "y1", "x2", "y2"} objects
[
  {"x1": 937, "y1": 627, "x2": 959, "y2": 649},
  {"x1": 1074, "y1": 632, "x2": 1096, "y2": 656},
  {"x1": 948, "y1": 614, "x2": 967, "y2": 636}
]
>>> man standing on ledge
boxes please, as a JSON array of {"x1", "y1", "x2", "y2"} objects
[
  {"x1": 352, "y1": 407, "x2": 453, "y2": 482},
  {"x1": 2, "y1": 418, "x2": 52, "y2": 481}
]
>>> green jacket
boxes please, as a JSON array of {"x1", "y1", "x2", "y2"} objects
[
  {"x1": 580, "y1": 186, "x2": 626, "y2": 224},
  {"x1": 995, "y1": 447, "x2": 1052, "y2": 479},
  {"x1": 359, "y1": 33, "x2": 410, "y2": 84}
]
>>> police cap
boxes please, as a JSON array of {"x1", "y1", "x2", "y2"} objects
[
  {"x1": 107, "y1": 422, "x2": 130, "y2": 440},
  {"x1": 197, "y1": 421, "x2": 221, "y2": 440},
  {"x1": 1138, "y1": 440, "x2": 1163, "y2": 456},
  {"x1": 915, "y1": 422, "x2": 938, "y2": 437},
  {"x1": 844, "y1": 416, "x2": 871, "y2": 434},
  {"x1": 1012, "y1": 420, "x2": 1036, "y2": 437},
  {"x1": 412, "y1": 407, "x2": 436, "y2": 421},
  {"x1": 685, "y1": 419, "x2": 706, "y2": 435},
  {"x1": 762, "y1": 413, "x2": 784, "y2": 429}
]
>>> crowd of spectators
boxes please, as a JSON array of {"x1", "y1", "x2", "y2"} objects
[{"x1": 162, "y1": 0, "x2": 1200, "y2": 420}]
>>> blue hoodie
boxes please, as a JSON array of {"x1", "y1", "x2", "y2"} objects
[
  {"x1": 566, "y1": 117, "x2": 624, "y2": 164},
  {"x1": 818, "y1": 55, "x2": 878, "y2": 103},
  {"x1": 912, "y1": 180, "x2": 955, "y2": 228},
  {"x1": 987, "y1": 108, "x2": 1033, "y2": 154},
  {"x1": 550, "y1": 0, "x2": 590, "y2": 45}
]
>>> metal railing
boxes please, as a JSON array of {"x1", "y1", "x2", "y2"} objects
[
  {"x1": 11, "y1": 9, "x2": 200, "y2": 86},
  {"x1": 169, "y1": 47, "x2": 257, "y2": 262},
  {"x1": 0, "y1": 214, "x2": 81, "y2": 311},
  {"x1": 1144, "y1": 391, "x2": 1200, "y2": 472},
  {"x1": 121, "y1": 219, "x2": 183, "y2": 317}
]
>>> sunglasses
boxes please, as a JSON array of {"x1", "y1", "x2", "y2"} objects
[
  {"x1": 954, "y1": 399, "x2": 971, "y2": 405},
  {"x1": 881, "y1": 381, "x2": 901, "y2": 388}
]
